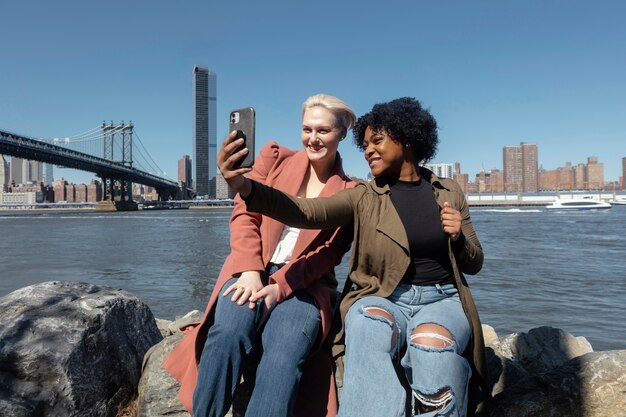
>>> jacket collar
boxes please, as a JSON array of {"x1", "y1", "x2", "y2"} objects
[
  {"x1": 371, "y1": 166, "x2": 451, "y2": 252},
  {"x1": 369, "y1": 166, "x2": 450, "y2": 194}
]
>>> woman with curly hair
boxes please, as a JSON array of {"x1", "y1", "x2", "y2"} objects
[{"x1": 217, "y1": 97, "x2": 490, "y2": 417}]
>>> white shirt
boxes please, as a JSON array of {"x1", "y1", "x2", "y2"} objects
[{"x1": 269, "y1": 225, "x2": 301, "y2": 264}]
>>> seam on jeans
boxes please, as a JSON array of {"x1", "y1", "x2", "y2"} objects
[{"x1": 299, "y1": 294, "x2": 321, "y2": 345}]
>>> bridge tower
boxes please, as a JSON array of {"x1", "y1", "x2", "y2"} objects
[{"x1": 99, "y1": 121, "x2": 137, "y2": 211}]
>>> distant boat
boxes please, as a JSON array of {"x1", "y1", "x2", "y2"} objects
[
  {"x1": 546, "y1": 197, "x2": 612, "y2": 210},
  {"x1": 609, "y1": 197, "x2": 626, "y2": 206}
]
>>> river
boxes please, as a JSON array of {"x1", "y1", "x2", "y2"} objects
[{"x1": 1, "y1": 205, "x2": 624, "y2": 351}]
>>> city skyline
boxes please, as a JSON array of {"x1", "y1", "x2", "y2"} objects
[{"x1": 1, "y1": 2, "x2": 625, "y2": 184}]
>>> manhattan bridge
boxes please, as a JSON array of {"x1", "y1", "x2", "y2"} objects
[{"x1": 0, "y1": 122, "x2": 195, "y2": 209}]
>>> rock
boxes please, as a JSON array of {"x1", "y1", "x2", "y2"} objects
[
  {"x1": 484, "y1": 346, "x2": 529, "y2": 397},
  {"x1": 485, "y1": 350, "x2": 626, "y2": 417},
  {"x1": 136, "y1": 332, "x2": 189, "y2": 417},
  {"x1": 155, "y1": 310, "x2": 203, "y2": 338},
  {"x1": 481, "y1": 324, "x2": 500, "y2": 349},
  {"x1": 137, "y1": 329, "x2": 254, "y2": 417},
  {"x1": 2, "y1": 281, "x2": 622, "y2": 417},
  {"x1": 0, "y1": 281, "x2": 162, "y2": 417},
  {"x1": 156, "y1": 318, "x2": 175, "y2": 337},
  {"x1": 167, "y1": 310, "x2": 203, "y2": 335},
  {"x1": 510, "y1": 326, "x2": 594, "y2": 374},
  {"x1": 480, "y1": 326, "x2": 624, "y2": 417}
]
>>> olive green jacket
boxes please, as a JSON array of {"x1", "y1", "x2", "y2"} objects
[{"x1": 245, "y1": 167, "x2": 490, "y2": 413}]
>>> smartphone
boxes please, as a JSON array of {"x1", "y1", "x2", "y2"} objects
[
  {"x1": 254, "y1": 300, "x2": 263, "y2": 325},
  {"x1": 229, "y1": 107, "x2": 255, "y2": 169}
]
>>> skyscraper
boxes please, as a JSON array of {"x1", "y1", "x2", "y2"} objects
[
  {"x1": 423, "y1": 162, "x2": 454, "y2": 179},
  {"x1": 585, "y1": 156, "x2": 604, "y2": 190},
  {"x1": 9, "y1": 156, "x2": 24, "y2": 185},
  {"x1": 503, "y1": 142, "x2": 538, "y2": 192},
  {"x1": 0, "y1": 154, "x2": 8, "y2": 192},
  {"x1": 43, "y1": 163, "x2": 54, "y2": 186},
  {"x1": 621, "y1": 157, "x2": 625, "y2": 190},
  {"x1": 192, "y1": 65, "x2": 217, "y2": 198},
  {"x1": 503, "y1": 146, "x2": 522, "y2": 193},
  {"x1": 520, "y1": 142, "x2": 538, "y2": 192},
  {"x1": 178, "y1": 155, "x2": 192, "y2": 188},
  {"x1": 208, "y1": 69, "x2": 217, "y2": 198},
  {"x1": 9, "y1": 157, "x2": 43, "y2": 185}
]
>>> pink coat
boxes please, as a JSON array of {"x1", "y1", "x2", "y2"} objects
[{"x1": 163, "y1": 141, "x2": 355, "y2": 416}]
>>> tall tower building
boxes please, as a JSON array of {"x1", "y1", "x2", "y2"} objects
[
  {"x1": 208, "y1": 69, "x2": 217, "y2": 198},
  {"x1": 423, "y1": 163, "x2": 454, "y2": 179},
  {"x1": 10, "y1": 158, "x2": 43, "y2": 185},
  {"x1": 43, "y1": 163, "x2": 54, "y2": 186},
  {"x1": 192, "y1": 65, "x2": 217, "y2": 198},
  {"x1": 621, "y1": 157, "x2": 625, "y2": 190},
  {"x1": 503, "y1": 142, "x2": 538, "y2": 192},
  {"x1": 574, "y1": 163, "x2": 586, "y2": 189},
  {"x1": 503, "y1": 146, "x2": 522, "y2": 193},
  {"x1": 0, "y1": 154, "x2": 8, "y2": 192},
  {"x1": 585, "y1": 156, "x2": 604, "y2": 190},
  {"x1": 178, "y1": 155, "x2": 193, "y2": 188},
  {"x1": 9, "y1": 156, "x2": 24, "y2": 185},
  {"x1": 521, "y1": 142, "x2": 538, "y2": 192}
]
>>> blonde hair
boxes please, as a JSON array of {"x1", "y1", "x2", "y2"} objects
[{"x1": 302, "y1": 94, "x2": 357, "y2": 138}]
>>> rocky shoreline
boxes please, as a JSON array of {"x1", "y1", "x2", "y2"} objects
[{"x1": 1, "y1": 281, "x2": 624, "y2": 417}]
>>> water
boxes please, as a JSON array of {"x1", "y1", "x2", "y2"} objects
[{"x1": 1, "y1": 206, "x2": 625, "y2": 351}]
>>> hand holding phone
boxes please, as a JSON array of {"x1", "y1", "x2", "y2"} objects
[{"x1": 229, "y1": 108, "x2": 256, "y2": 168}]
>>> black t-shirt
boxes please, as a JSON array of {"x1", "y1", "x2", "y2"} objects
[{"x1": 389, "y1": 179, "x2": 453, "y2": 285}]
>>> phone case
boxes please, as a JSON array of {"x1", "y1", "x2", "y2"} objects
[{"x1": 229, "y1": 107, "x2": 255, "y2": 168}]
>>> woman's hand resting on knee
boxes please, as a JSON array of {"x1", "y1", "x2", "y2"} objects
[
  {"x1": 250, "y1": 284, "x2": 280, "y2": 326},
  {"x1": 222, "y1": 271, "x2": 264, "y2": 306}
]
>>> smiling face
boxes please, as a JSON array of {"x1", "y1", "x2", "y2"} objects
[
  {"x1": 301, "y1": 106, "x2": 344, "y2": 165},
  {"x1": 362, "y1": 126, "x2": 411, "y2": 179}
]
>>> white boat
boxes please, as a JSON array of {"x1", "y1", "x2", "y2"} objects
[
  {"x1": 610, "y1": 197, "x2": 626, "y2": 206},
  {"x1": 546, "y1": 197, "x2": 612, "y2": 210}
]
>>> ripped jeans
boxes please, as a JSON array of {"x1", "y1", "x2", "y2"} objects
[{"x1": 338, "y1": 283, "x2": 471, "y2": 417}]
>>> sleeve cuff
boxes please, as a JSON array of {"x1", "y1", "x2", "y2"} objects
[{"x1": 241, "y1": 180, "x2": 256, "y2": 203}]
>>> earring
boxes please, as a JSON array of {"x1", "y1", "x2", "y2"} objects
[{"x1": 405, "y1": 143, "x2": 410, "y2": 148}]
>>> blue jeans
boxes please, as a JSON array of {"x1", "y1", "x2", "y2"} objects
[
  {"x1": 192, "y1": 275, "x2": 321, "y2": 417},
  {"x1": 338, "y1": 283, "x2": 471, "y2": 417}
]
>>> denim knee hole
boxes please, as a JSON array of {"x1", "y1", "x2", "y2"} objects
[
  {"x1": 360, "y1": 306, "x2": 399, "y2": 350},
  {"x1": 413, "y1": 387, "x2": 455, "y2": 414},
  {"x1": 410, "y1": 323, "x2": 455, "y2": 352}
]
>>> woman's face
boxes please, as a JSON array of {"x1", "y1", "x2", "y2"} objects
[
  {"x1": 301, "y1": 106, "x2": 344, "y2": 165},
  {"x1": 362, "y1": 126, "x2": 406, "y2": 177}
]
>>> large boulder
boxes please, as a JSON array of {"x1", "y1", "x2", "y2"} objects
[
  {"x1": 481, "y1": 325, "x2": 625, "y2": 417},
  {"x1": 137, "y1": 332, "x2": 189, "y2": 417},
  {"x1": 498, "y1": 326, "x2": 593, "y2": 373},
  {"x1": 485, "y1": 350, "x2": 626, "y2": 417},
  {"x1": 0, "y1": 281, "x2": 162, "y2": 417},
  {"x1": 137, "y1": 313, "x2": 252, "y2": 417}
]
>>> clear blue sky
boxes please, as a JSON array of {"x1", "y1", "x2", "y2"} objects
[{"x1": 1, "y1": 0, "x2": 625, "y2": 184}]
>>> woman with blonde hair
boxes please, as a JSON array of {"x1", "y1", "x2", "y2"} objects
[{"x1": 164, "y1": 94, "x2": 357, "y2": 417}]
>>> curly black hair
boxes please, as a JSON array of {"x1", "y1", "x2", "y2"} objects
[{"x1": 353, "y1": 97, "x2": 438, "y2": 163}]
